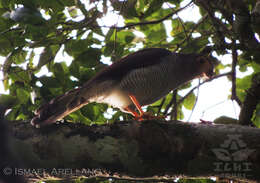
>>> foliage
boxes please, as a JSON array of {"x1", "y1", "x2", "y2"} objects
[{"x1": 0, "y1": 0, "x2": 259, "y2": 126}]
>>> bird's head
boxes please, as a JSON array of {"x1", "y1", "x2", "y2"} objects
[{"x1": 195, "y1": 54, "x2": 216, "y2": 80}]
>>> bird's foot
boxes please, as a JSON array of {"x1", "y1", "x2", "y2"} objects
[
  {"x1": 135, "y1": 112, "x2": 165, "y2": 121},
  {"x1": 199, "y1": 119, "x2": 214, "y2": 125}
]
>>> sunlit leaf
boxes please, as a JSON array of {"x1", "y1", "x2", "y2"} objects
[
  {"x1": 16, "y1": 88, "x2": 30, "y2": 103},
  {"x1": 183, "y1": 92, "x2": 196, "y2": 110},
  {"x1": 0, "y1": 94, "x2": 19, "y2": 109}
]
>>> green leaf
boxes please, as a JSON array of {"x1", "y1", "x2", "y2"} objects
[
  {"x1": 0, "y1": 94, "x2": 19, "y2": 109},
  {"x1": 251, "y1": 62, "x2": 260, "y2": 72},
  {"x1": 74, "y1": 48, "x2": 101, "y2": 68},
  {"x1": 37, "y1": 45, "x2": 59, "y2": 69},
  {"x1": 111, "y1": 0, "x2": 138, "y2": 18},
  {"x1": 107, "y1": 30, "x2": 135, "y2": 44},
  {"x1": 52, "y1": 62, "x2": 68, "y2": 82},
  {"x1": 66, "y1": 110, "x2": 92, "y2": 125},
  {"x1": 171, "y1": 18, "x2": 183, "y2": 36},
  {"x1": 68, "y1": 7, "x2": 78, "y2": 18},
  {"x1": 181, "y1": 37, "x2": 209, "y2": 53},
  {"x1": 252, "y1": 104, "x2": 260, "y2": 128},
  {"x1": 183, "y1": 92, "x2": 196, "y2": 110},
  {"x1": 69, "y1": 62, "x2": 80, "y2": 78},
  {"x1": 8, "y1": 67, "x2": 31, "y2": 83},
  {"x1": 39, "y1": 76, "x2": 60, "y2": 88},
  {"x1": 13, "y1": 50, "x2": 27, "y2": 64},
  {"x1": 65, "y1": 39, "x2": 91, "y2": 57},
  {"x1": 16, "y1": 88, "x2": 30, "y2": 104},
  {"x1": 236, "y1": 75, "x2": 252, "y2": 90},
  {"x1": 79, "y1": 67, "x2": 96, "y2": 83},
  {"x1": 236, "y1": 75, "x2": 252, "y2": 101},
  {"x1": 143, "y1": 0, "x2": 164, "y2": 18}
]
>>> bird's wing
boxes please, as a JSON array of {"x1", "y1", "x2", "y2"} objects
[{"x1": 84, "y1": 48, "x2": 172, "y2": 85}]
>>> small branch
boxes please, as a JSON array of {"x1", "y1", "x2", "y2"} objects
[
  {"x1": 163, "y1": 91, "x2": 176, "y2": 116},
  {"x1": 177, "y1": 15, "x2": 189, "y2": 40},
  {"x1": 196, "y1": 1, "x2": 231, "y2": 35},
  {"x1": 231, "y1": 44, "x2": 242, "y2": 106},
  {"x1": 2, "y1": 47, "x2": 24, "y2": 81},
  {"x1": 75, "y1": 0, "x2": 88, "y2": 17},
  {"x1": 195, "y1": 0, "x2": 230, "y2": 46},
  {"x1": 111, "y1": 1, "x2": 193, "y2": 30},
  {"x1": 157, "y1": 97, "x2": 166, "y2": 116},
  {"x1": 112, "y1": 0, "x2": 127, "y2": 57},
  {"x1": 187, "y1": 79, "x2": 201, "y2": 122},
  {"x1": 0, "y1": 27, "x2": 22, "y2": 35},
  {"x1": 174, "y1": 14, "x2": 208, "y2": 52},
  {"x1": 170, "y1": 90, "x2": 178, "y2": 120}
]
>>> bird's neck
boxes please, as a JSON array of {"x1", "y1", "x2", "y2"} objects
[{"x1": 163, "y1": 54, "x2": 202, "y2": 87}]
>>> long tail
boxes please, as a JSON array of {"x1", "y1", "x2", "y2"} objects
[{"x1": 31, "y1": 87, "x2": 89, "y2": 127}]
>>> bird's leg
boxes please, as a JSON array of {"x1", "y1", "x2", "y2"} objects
[
  {"x1": 124, "y1": 107, "x2": 142, "y2": 120},
  {"x1": 124, "y1": 105, "x2": 139, "y2": 117},
  {"x1": 128, "y1": 95, "x2": 163, "y2": 121},
  {"x1": 125, "y1": 95, "x2": 145, "y2": 121},
  {"x1": 128, "y1": 95, "x2": 145, "y2": 116}
]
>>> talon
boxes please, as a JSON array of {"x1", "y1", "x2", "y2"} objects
[
  {"x1": 128, "y1": 111, "x2": 165, "y2": 121},
  {"x1": 200, "y1": 119, "x2": 213, "y2": 125},
  {"x1": 125, "y1": 95, "x2": 166, "y2": 121}
]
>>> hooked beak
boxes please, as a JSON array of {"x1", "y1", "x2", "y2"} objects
[{"x1": 201, "y1": 69, "x2": 214, "y2": 80}]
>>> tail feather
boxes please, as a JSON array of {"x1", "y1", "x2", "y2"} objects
[{"x1": 31, "y1": 87, "x2": 89, "y2": 127}]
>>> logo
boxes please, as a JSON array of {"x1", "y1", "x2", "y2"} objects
[{"x1": 212, "y1": 134, "x2": 255, "y2": 178}]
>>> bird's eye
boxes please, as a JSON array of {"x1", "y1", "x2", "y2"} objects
[{"x1": 197, "y1": 57, "x2": 206, "y2": 64}]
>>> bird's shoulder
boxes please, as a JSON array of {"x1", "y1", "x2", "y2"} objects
[{"x1": 91, "y1": 48, "x2": 173, "y2": 83}]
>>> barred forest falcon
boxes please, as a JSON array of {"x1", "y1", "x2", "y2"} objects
[{"x1": 31, "y1": 48, "x2": 214, "y2": 127}]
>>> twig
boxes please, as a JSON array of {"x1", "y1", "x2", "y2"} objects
[
  {"x1": 0, "y1": 27, "x2": 22, "y2": 35},
  {"x1": 174, "y1": 13, "x2": 208, "y2": 52},
  {"x1": 75, "y1": 0, "x2": 88, "y2": 17},
  {"x1": 231, "y1": 44, "x2": 242, "y2": 106},
  {"x1": 165, "y1": 72, "x2": 232, "y2": 116},
  {"x1": 111, "y1": 1, "x2": 193, "y2": 31},
  {"x1": 187, "y1": 79, "x2": 201, "y2": 122},
  {"x1": 166, "y1": 2, "x2": 189, "y2": 42},
  {"x1": 177, "y1": 15, "x2": 189, "y2": 41},
  {"x1": 2, "y1": 46, "x2": 24, "y2": 80},
  {"x1": 196, "y1": 1, "x2": 231, "y2": 35},
  {"x1": 163, "y1": 91, "x2": 176, "y2": 116},
  {"x1": 200, "y1": 100, "x2": 228, "y2": 119},
  {"x1": 170, "y1": 90, "x2": 178, "y2": 120},
  {"x1": 157, "y1": 97, "x2": 166, "y2": 115},
  {"x1": 112, "y1": 0, "x2": 126, "y2": 56}
]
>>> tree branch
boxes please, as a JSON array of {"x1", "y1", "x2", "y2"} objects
[
  {"x1": 231, "y1": 45, "x2": 242, "y2": 106},
  {"x1": 3, "y1": 120, "x2": 260, "y2": 182}
]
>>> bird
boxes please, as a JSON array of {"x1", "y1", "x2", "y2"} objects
[{"x1": 31, "y1": 48, "x2": 214, "y2": 127}]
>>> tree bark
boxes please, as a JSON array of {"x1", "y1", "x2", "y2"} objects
[{"x1": 3, "y1": 120, "x2": 260, "y2": 182}]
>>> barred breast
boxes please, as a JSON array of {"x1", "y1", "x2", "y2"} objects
[
  {"x1": 118, "y1": 55, "x2": 179, "y2": 108},
  {"x1": 92, "y1": 54, "x2": 185, "y2": 112}
]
